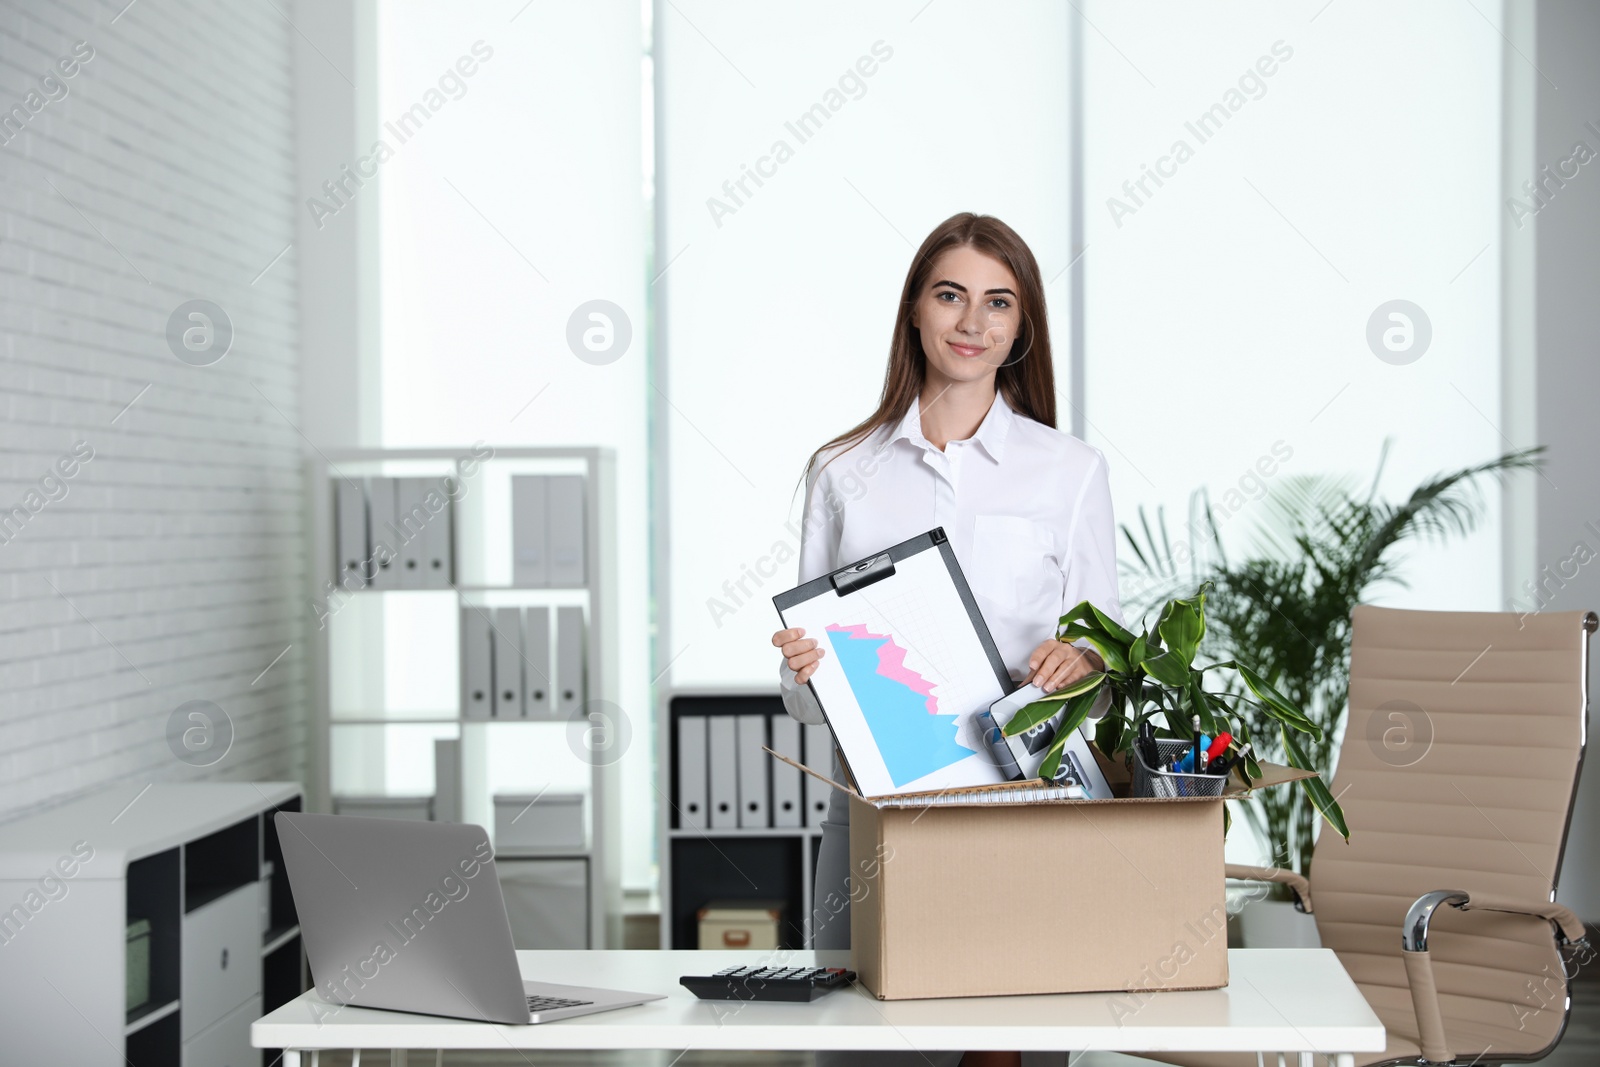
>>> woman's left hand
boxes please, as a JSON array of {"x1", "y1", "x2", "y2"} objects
[{"x1": 1024, "y1": 639, "x2": 1105, "y2": 693}]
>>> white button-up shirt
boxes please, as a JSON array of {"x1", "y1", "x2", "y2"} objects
[{"x1": 779, "y1": 391, "x2": 1123, "y2": 726}]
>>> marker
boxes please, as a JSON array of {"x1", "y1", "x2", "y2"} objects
[{"x1": 1210, "y1": 743, "x2": 1253, "y2": 780}]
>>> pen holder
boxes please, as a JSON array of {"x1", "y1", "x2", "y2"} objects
[{"x1": 1133, "y1": 738, "x2": 1230, "y2": 799}]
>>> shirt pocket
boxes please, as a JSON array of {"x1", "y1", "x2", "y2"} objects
[{"x1": 967, "y1": 514, "x2": 1060, "y2": 614}]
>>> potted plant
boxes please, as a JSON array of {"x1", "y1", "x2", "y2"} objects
[
  {"x1": 1000, "y1": 585, "x2": 1350, "y2": 847},
  {"x1": 1117, "y1": 444, "x2": 1541, "y2": 945}
]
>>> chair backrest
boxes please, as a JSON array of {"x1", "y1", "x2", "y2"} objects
[{"x1": 1314, "y1": 605, "x2": 1592, "y2": 1056}]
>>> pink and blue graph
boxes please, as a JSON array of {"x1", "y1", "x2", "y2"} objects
[{"x1": 824, "y1": 622, "x2": 974, "y2": 787}]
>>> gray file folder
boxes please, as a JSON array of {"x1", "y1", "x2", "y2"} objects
[
  {"x1": 422, "y1": 484, "x2": 453, "y2": 588},
  {"x1": 676, "y1": 715, "x2": 709, "y2": 830},
  {"x1": 511, "y1": 474, "x2": 548, "y2": 587},
  {"x1": 368, "y1": 476, "x2": 400, "y2": 590},
  {"x1": 334, "y1": 478, "x2": 369, "y2": 589},
  {"x1": 460, "y1": 607, "x2": 493, "y2": 720},
  {"x1": 546, "y1": 475, "x2": 587, "y2": 587},
  {"x1": 708, "y1": 716, "x2": 739, "y2": 830},
  {"x1": 769, "y1": 715, "x2": 804, "y2": 828},
  {"x1": 493, "y1": 607, "x2": 524, "y2": 719},
  {"x1": 555, "y1": 605, "x2": 586, "y2": 718},
  {"x1": 803, "y1": 722, "x2": 833, "y2": 827},
  {"x1": 522, "y1": 605, "x2": 552, "y2": 720},
  {"x1": 735, "y1": 714, "x2": 769, "y2": 828},
  {"x1": 397, "y1": 477, "x2": 428, "y2": 590}
]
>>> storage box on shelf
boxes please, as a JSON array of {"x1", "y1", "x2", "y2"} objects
[
  {"x1": 659, "y1": 691, "x2": 835, "y2": 950},
  {"x1": 307, "y1": 447, "x2": 621, "y2": 949},
  {"x1": 0, "y1": 783, "x2": 306, "y2": 1067}
]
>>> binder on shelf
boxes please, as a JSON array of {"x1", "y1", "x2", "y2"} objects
[
  {"x1": 522, "y1": 605, "x2": 552, "y2": 720},
  {"x1": 422, "y1": 483, "x2": 453, "y2": 588},
  {"x1": 493, "y1": 607, "x2": 524, "y2": 720},
  {"x1": 434, "y1": 738, "x2": 461, "y2": 823},
  {"x1": 735, "y1": 714, "x2": 770, "y2": 828},
  {"x1": 334, "y1": 478, "x2": 369, "y2": 590},
  {"x1": 676, "y1": 715, "x2": 709, "y2": 830},
  {"x1": 803, "y1": 722, "x2": 834, "y2": 827},
  {"x1": 396, "y1": 477, "x2": 429, "y2": 590},
  {"x1": 707, "y1": 716, "x2": 739, "y2": 830},
  {"x1": 769, "y1": 715, "x2": 804, "y2": 828},
  {"x1": 546, "y1": 474, "x2": 587, "y2": 588},
  {"x1": 460, "y1": 606, "x2": 493, "y2": 720},
  {"x1": 367, "y1": 476, "x2": 400, "y2": 590},
  {"x1": 511, "y1": 474, "x2": 549, "y2": 587},
  {"x1": 555, "y1": 605, "x2": 585, "y2": 718}
]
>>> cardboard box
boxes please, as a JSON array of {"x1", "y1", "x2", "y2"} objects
[
  {"x1": 769, "y1": 745, "x2": 1311, "y2": 1000},
  {"x1": 698, "y1": 899, "x2": 785, "y2": 950}
]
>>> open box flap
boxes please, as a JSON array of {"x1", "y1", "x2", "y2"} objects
[{"x1": 764, "y1": 744, "x2": 1317, "y2": 806}]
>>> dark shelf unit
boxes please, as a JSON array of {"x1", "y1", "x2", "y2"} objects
[
  {"x1": 125, "y1": 1010, "x2": 180, "y2": 1067},
  {"x1": 185, "y1": 816, "x2": 259, "y2": 913},
  {"x1": 125, "y1": 847, "x2": 180, "y2": 1036},
  {"x1": 664, "y1": 693, "x2": 824, "y2": 949}
]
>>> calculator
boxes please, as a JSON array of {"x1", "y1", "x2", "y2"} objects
[{"x1": 679, "y1": 964, "x2": 857, "y2": 1002}]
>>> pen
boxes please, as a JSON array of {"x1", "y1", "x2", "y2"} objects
[
  {"x1": 1175, "y1": 734, "x2": 1215, "y2": 774},
  {"x1": 1191, "y1": 715, "x2": 1202, "y2": 788}
]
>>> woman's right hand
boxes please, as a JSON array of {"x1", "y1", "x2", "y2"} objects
[{"x1": 772, "y1": 627, "x2": 825, "y2": 684}]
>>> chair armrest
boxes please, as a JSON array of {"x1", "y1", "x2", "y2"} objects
[
  {"x1": 1224, "y1": 863, "x2": 1313, "y2": 913},
  {"x1": 1400, "y1": 889, "x2": 1589, "y2": 1066},
  {"x1": 1404, "y1": 889, "x2": 1586, "y2": 952}
]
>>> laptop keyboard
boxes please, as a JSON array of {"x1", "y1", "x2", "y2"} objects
[{"x1": 527, "y1": 995, "x2": 594, "y2": 1012}]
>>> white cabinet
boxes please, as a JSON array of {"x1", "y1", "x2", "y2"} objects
[
  {"x1": 183, "y1": 995, "x2": 259, "y2": 1067},
  {"x1": 181, "y1": 883, "x2": 262, "y2": 1040},
  {"x1": 0, "y1": 783, "x2": 305, "y2": 1067}
]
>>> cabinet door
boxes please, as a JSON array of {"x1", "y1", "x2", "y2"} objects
[
  {"x1": 181, "y1": 883, "x2": 260, "y2": 1039},
  {"x1": 182, "y1": 994, "x2": 258, "y2": 1067}
]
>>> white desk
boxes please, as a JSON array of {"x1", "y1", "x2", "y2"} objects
[{"x1": 254, "y1": 948, "x2": 1384, "y2": 1065}]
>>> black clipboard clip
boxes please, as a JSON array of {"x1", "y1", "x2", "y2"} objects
[{"x1": 830, "y1": 552, "x2": 895, "y2": 595}]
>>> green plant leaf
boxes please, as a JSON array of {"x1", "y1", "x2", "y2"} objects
[
  {"x1": 1234, "y1": 718, "x2": 1261, "y2": 782},
  {"x1": 1280, "y1": 724, "x2": 1349, "y2": 841},
  {"x1": 1129, "y1": 631, "x2": 1150, "y2": 670},
  {"x1": 1095, "y1": 713, "x2": 1128, "y2": 756},
  {"x1": 1140, "y1": 648, "x2": 1191, "y2": 687},
  {"x1": 1089, "y1": 605, "x2": 1137, "y2": 647},
  {"x1": 1157, "y1": 595, "x2": 1205, "y2": 667},
  {"x1": 1036, "y1": 688, "x2": 1103, "y2": 780},
  {"x1": 1060, "y1": 623, "x2": 1130, "y2": 674},
  {"x1": 1000, "y1": 672, "x2": 1105, "y2": 737},
  {"x1": 1186, "y1": 671, "x2": 1220, "y2": 736},
  {"x1": 1232, "y1": 663, "x2": 1323, "y2": 742}
]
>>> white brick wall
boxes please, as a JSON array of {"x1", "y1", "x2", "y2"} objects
[{"x1": 0, "y1": 0, "x2": 306, "y2": 819}]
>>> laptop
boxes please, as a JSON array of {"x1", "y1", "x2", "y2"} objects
[{"x1": 274, "y1": 812, "x2": 664, "y2": 1024}]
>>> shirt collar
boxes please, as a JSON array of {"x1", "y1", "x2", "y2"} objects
[{"x1": 890, "y1": 391, "x2": 1016, "y2": 464}]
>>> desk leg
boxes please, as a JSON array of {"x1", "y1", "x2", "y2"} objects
[
  {"x1": 1332, "y1": 1056, "x2": 1354, "y2": 1067},
  {"x1": 283, "y1": 1053, "x2": 300, "y2": 1067}
]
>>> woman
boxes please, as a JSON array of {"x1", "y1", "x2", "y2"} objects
[{"x1": 771, "y1": 213, "x2": 1123, "y2": 1067}]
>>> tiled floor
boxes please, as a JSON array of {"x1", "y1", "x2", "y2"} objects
[{"x1": 300, "y1": 961, "x2": 1600, "y2": 1067}]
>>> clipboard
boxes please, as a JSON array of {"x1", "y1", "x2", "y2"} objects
[{"x1": 772, "y1": 527, "x2": 1017, "y2": 798}]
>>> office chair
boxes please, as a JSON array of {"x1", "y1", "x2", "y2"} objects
[{"x1": 1144, "y1": 604, "x2": 1596, "y2": 1067}]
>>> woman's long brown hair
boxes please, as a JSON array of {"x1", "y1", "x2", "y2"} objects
[{"x1": 807, "y1": 212, "x2": 1057, "y2": 477}]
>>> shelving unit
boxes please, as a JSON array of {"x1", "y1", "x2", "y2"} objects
[
  {"x1": 658, "y1": 690, "x2": 837, "y2": 950},
  {"x1": 305, "y1": 447, "x2": 622, "y2": 949},
  {"x1": 0, "y1": 782, "x2": 305, "y2": 1066}
]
